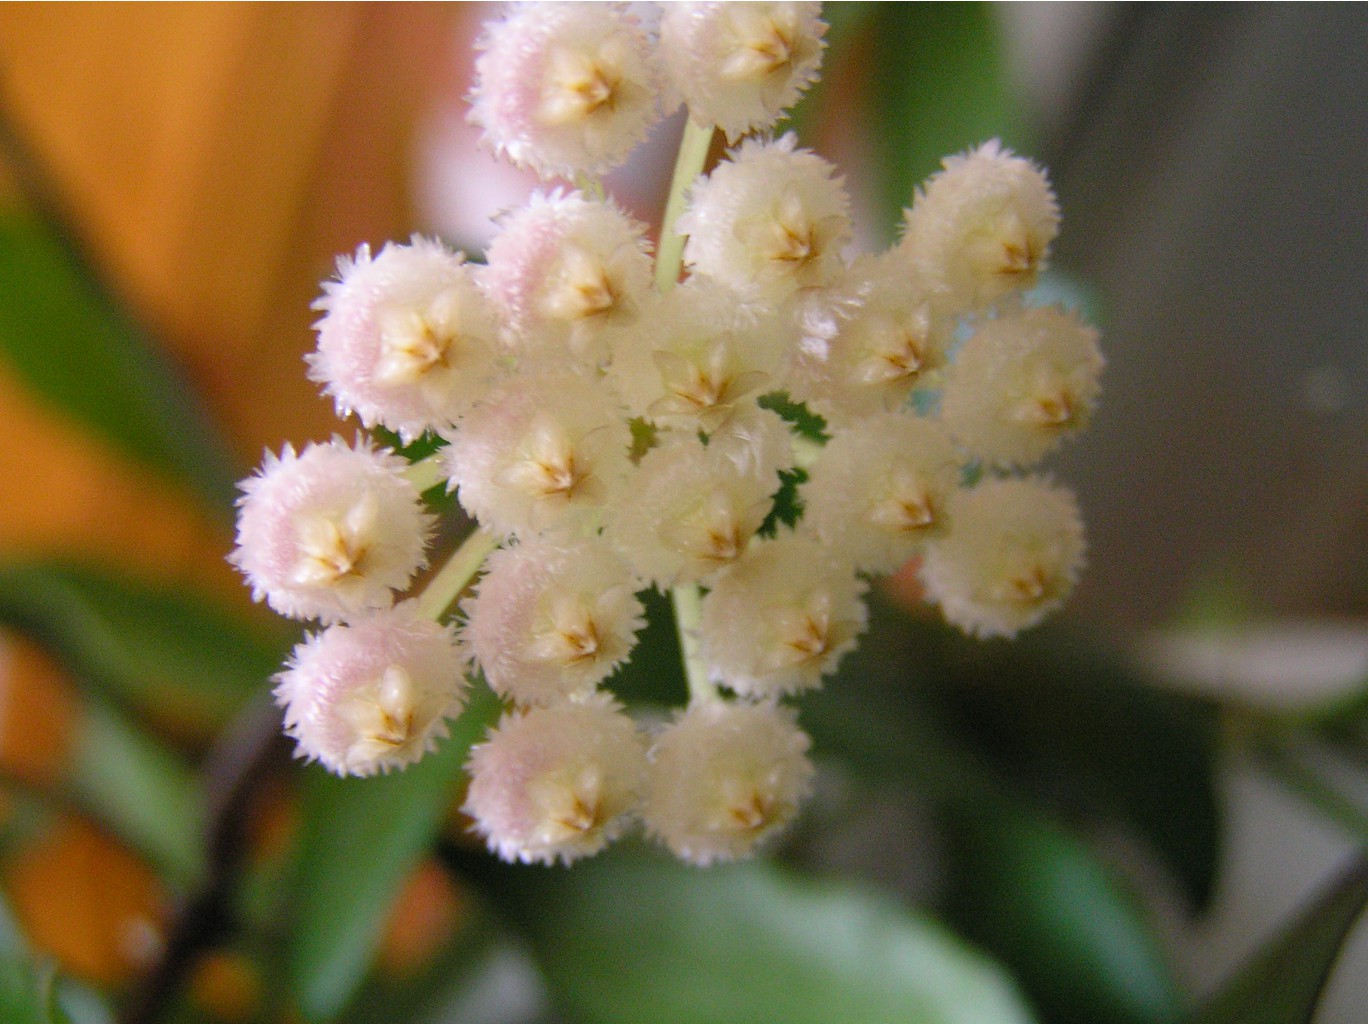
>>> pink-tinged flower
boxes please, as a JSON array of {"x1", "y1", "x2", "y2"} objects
[
  {"x1": 274, "y1": 604, "x2": 467, "y2": 777},
  {"x1": 642, "y1": 699, "x2": 813, "y2": 865},
  {"x1": 660, "y1": 2, "x2": 826, "y2": 141},
  {"x1": 309, "y1": 237, "x2": 500, "y2": 442},
  {"x1": 231, "y1": 438, "x2": 432, "y2": 623},
  {"x1": 482, "y1": 190, "x2": 653, "y2": 367},
  {"x1": 900, "y1": 140, "x2": 1061, "y2": 315},
  {"x1": 921, "y1": 476, "x2": 1086, "y2": 638},
  {"x1": 699, "y1": 534, "x2": 867, "y2": 697},
  {"x1": 443, "y1": 368, "x2": 633, "y2": 541},
  {"x1": 463, "y1": 538, "x2": 645, "y2": 707},
  {"x1": 468, "y1": 2, "x2": 662, "y2": 180},
  {"x1": 940, "y1": 303, "x2": 1104, "y2": 468},
  {"x1": 463, "y1": 693, "x2": 647, "y2": 864}
]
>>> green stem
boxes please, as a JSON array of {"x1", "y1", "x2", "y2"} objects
[
  {"x1": 1258, "y1": 740, "x2": 1368, "y2": 845},
  {"x1": 414, "y1": 528, "x2": 499, "y2": 622},
  {"x1": 402, "y1": 452, "x2": 448, "y2": 494},
  {"x1": 654, "y1": 118, "x2": 715, "y2": 292},
  {"x1": 671, "y1": 584, "x2": 717, "y2": 704}
]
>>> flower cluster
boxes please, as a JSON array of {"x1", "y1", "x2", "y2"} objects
[{"x1": 231, "y1": 2, "x2": 1102, "y2": 866}]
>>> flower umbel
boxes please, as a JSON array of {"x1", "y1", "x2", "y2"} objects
[{"x1": 233, "y1": 1, "x2": 1102, "y2": 868}]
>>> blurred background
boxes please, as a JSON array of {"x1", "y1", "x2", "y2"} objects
[{"x1": 0, "y1": 4, "x2": 1364, "y2": 1023}]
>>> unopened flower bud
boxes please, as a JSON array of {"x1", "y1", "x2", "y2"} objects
[
  {"x1": 643, "y1": 700, "x2": 813, "y2": 866},
  {"x1": 921, "y1": 476, "x2": 1085, "y2": 638},
  {"x1": 464, "y1": 539, "x2": 644, "y2": 706},
  {"x1": 901, "y1": 140, "x2": 1060, "y2": 314},
  {"x1": 468, "y1": 2, "x2": 662, "y2": 179},
  {"x1": 274, "y1": 604, "x2": 466, "y2": 776},
  {"x1": 940, "y1": 304, "x2": 1104, "y2": 468},
  {"x1": 231, "y1": 438, "x2": 432, "y2": 623},
  {"x1": 309, "y1": 237, "x2": 500, "y2": 442},
  {"x1": 660, "y1": 2, "x2": 826, "y2": 141},
  {"x1": 464, "y1": 694, "x2": 647, "y2": 865}
]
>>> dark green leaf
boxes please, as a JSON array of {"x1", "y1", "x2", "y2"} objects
[
  {"x1": 339, "y1": 905, "x2": 549, "y2": 1024},
  {"x1": 601, "y1": 589, "x2": 688, "y2": 708},
  {"x1": 934, "y1": 629, "x2": 1222, "y2": 911},
  {"x1": 286, "y1": 684, "x2": 501, "y2": 1022},
  {"x1": 0, "y1": 560, "x2": 286, "y2": 734},
  {"x1": 0, "y1": 210, "x2": 238, "y2": 511},
  {"x1": 1192, "y1": 857, "x2": 1368, "y2": 1024},
  {"x1": 945, "y1": 800, "x2": 1183, "y2": 1024},
  {"x1": 483, "y1": 846, "x2": 1036, "y2": 1024}
]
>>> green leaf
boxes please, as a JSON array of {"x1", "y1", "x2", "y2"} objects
[
  {"x1": 286, "y1": 684, "x2": 501, "y2": 1022},
  {"x1": 0, "y1": 560, "x2": 286, "y2": 734},
  {"x1": 0, "y1": 896, "x2": 110, "y2": 1024},
  {"x1": 935, "y1": 629, "x2": 1222, "y2": 911},
  {"x1": 811, "y1": 3, "x2": 1018, "y2": 243},
  {"x1": 0, "y1": 210, "x2": 237, "y2": 511},
  {"x1": 944, "y1": 800, "x2": 1183, "y2": 1024},
  {"x1": 0, "y1": 955, "x2": 70, "y2": 1024},
  {"x1": 483, "y1": 846, "x2": 1036, "y2": 1024},
  {"x1": 67, "y1": 700, "x2": 206, "y2": 889},
  {"x1": 1192, "y1": 858, "x2": 1368, "y2": 1024}
]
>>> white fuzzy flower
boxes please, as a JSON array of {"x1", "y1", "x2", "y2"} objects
[
  {"x1": 785, "y1": 255, "x2": 951, "y2": 426},
  {"x1": 605, "y1": 433, "x2": 780, "y2": 587},
  {"x1": 940, "y1": 304, "x2": 1104, "y2": 468},
  {"x1": 605, "y1": 279, "x2": 788, "y2": 432},
  {"x1": 308, "y1": 238, "x2": 500, "y2": 442},
  {"x1": 700, "y1": 535, "x2": 867, "y2": 697},
  {"x1": 231, "y1": 438, "x2": 432, "y2": 623},
  {"x1": 801, "y1": 413, "x2": 963, "y2": 575},
  {"x1": 679, "y1": 134, "x2": 851, "y2": 303},
  {"x1": 704, "y1": 404, "x2": 798, "y2": 480},
  {"x1": 463, "y1": 539, "x2": 645, "y2": 706},
  {"x1": 900, "y1": 140, "x2": 1060, "y2": 315},
  {"x1": 643, "y1": 700, "x2": 813, "y2": 866},
  {"x1": 660, "y1": 2, "x2": 826, "y2": 141},
  {"x1": 273, "y1": 604, "x2": 466, "y2": 777},
  {"x1": 464, "y1": 693, "x2": 647, "y2": 865},
  {"x1": 443, "y1": 369, "x2": 632, "y2": 540},
  {"x1": 482, "y1": 190, "x2": 654, "y2": 366},
  {"x1": 921, "y1": 476, "x2": 1086, "y2": 639},
  {"x1": 468, "y1": 2, "x2": 662, "y2": 179}
]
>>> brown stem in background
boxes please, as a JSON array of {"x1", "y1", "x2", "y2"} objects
[{"x1": 118, "y1": 693, "x2": 291, "y2": 1024}]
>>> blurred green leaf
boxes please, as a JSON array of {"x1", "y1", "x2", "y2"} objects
[
  {"x1": 0, "y1": 955, "x2": 70, "y2": 1024},
  {"x1": 0, "y1": 560, "x2": 285, "y2": 734},
  {"x1": 287, "y1": 684, "x2": 501, "y2": 1022},
  {"x1": 483, "y1": 846, "x2": 1036, "y2": 1024},
  {"x1": 339, "y1": 906, "x2": 548, "y2": 1024},
  {"x1": 802, "y1": 597, "x2": 1220, "y2": 912},
  {"x1": 0, "y1": 897, "x2": 110, "y2": 1024},
  {"x1": 67, "y1": 701, "x2": 206, "y2": 889},
  {"x1": 945, "y1": 800, "x2": 1183, "y2": 1024},
  {"x1": 0, "y1": 211, "x2": 238, "y2": 511},
  {"x1": 935, "y1": 630, "x2": 1222, "y2": 911},
  {"x1": 1193, "y1": 857, "x2": 1368, "y2": 1024},
  {"x1": 799, "y1": 4, "x2": 1019, "y2": 242}
]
